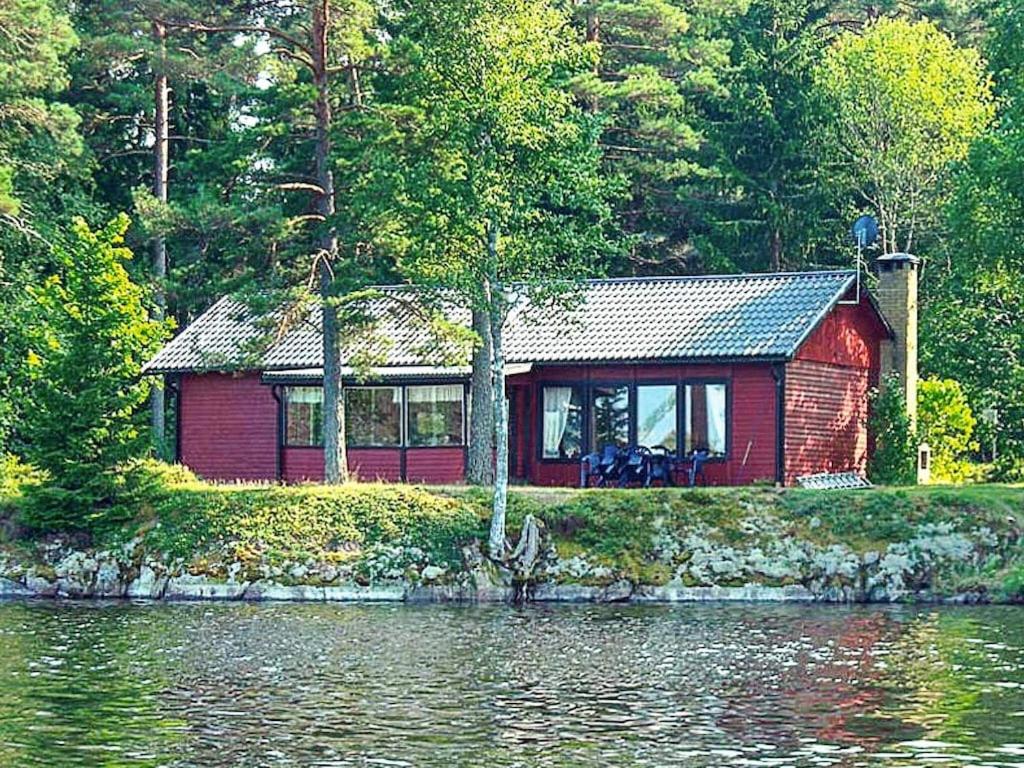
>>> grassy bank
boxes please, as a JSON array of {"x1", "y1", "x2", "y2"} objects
[{"x1": 2, "y1": 460, "x2": 1023, "y2": 601}]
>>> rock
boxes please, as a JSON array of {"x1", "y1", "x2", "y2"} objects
[
  {"x1": 532, "y1": 583, "x2": 601, "y2": 602},
  {"x1": 24, "y1": 570, "x2": 59, "y2": 598},
  {"x1": 0, "y1": 577, "x2": 33, "y2": 598},
  {"x1": 598, "y1": 579, "x2": 634, "y2": 603},
  {"x1": 93, "y1": 557, "x2": 126, "y2": 598},
  {"x1": 288, "y1": 563, "x2": 308, "y2": 580},
  {"x1": 164, "y1": 574, "x2": 247, "y2": 600},
  {"x1": 127, "y1": 564, "x2": 168, "y2": 599},
  {"x1": 420, "y1": 565, "x2": 446, "y2": 583},
  {"x1": 244, "y1": 583, "x2": 325, "y2": 602},
  {"x1": 226, "y1": 562, "x2": 243, "y2": 583}
]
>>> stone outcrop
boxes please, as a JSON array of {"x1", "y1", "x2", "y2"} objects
[{"x1": 0, "y1": 517, "x2": 1013, "y2": 604}]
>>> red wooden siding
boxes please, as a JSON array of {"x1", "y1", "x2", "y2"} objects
[
  {"x1": 784, "y1": 292, "x2": 884, "y2": 484},
  {"x1": 282, "y1": 447, "x2": 323, "y2": 483},
  {"x1": 350, "y1": 449, "x2": 402, "y2": 482},
  {"x1": 784, "y1": 360, "x2": 871, "y2": 483},
  {"x1": 178, "y1": 292, "x2": 887, "y2": 487},
  {"x1": 179, "y1": 372, "x2": 278, "y2": 482},
  {"x1": 796, "y1": 291, "x2": 887, "y2": 369},
  {"x1": 405, "y1": 448, "x2": 465, "y2": 484},
  {"x1": 521, "y1": 363, "x2": 779, "y2": 487}
]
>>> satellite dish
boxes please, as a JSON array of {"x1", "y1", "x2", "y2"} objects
[{"x1": 852, "y1": 215, "x2": 879, "y2": 248}]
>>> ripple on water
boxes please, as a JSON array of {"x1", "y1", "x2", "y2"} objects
[{"x1": 0, "y1": 601, "x2": 1022, "y2": 767}]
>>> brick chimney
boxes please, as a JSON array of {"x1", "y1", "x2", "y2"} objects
[{"x1": 875, "y1": 253, "x2": 919, "y2": 426}]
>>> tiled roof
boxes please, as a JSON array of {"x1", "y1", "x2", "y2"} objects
[
  {"x1": 144, "y1": 296, "x2": 268, "y2": 374},
  {"x1": 145, "y1": 271, "x2": 861, "y2": 374}
]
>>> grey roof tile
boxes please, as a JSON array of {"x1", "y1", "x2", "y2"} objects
[{"x1": 145, "y1": 270, "x2": 858, "y2": 374}]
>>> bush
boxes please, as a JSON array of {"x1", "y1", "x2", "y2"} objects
[
  {"x1": 869, "y1": 373, "x2": 917, "y2": 485},
  {"x1": 918, "y1": 378, "x2": 980, "y2": 483},
  {"x1": 140, "y1": 482, "x2": 485, "y2": 569}
]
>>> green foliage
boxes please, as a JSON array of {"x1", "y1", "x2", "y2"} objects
[
  {"x1": 814, "y1": 17, "x2": 994, "y2": 254},
  {"x1": 918, "y1": 377, "x2": 979, "y2": 483},
  {"x1": 693, "y1": 0, "x2": 843, "y2": 273},
  {"x1": 567, "y1": 0, "x2": 746, "y2": 272},
  {"x1": 868, "y1": 374, "x2": 917, "y2": 486},
  {"x1": 923, "y1": 0, "x2": 1024, "y2": 476},
  {"x1": 379, "y1": 0, "x2": 619, "y2": 311},
  {"x1": 138, "y1": 479, "x2": 484, "y2": 570},
  {"x1": 19, "y1": 216, "x2": 171, "y2": 530}
]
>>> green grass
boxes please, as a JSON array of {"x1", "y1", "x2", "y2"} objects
[
  {"x1": 4, "y1": 458, "x2": 1023, "y2": 595},
  {"x1": 134, "y1": 480, "x2": 486, "y2": 569}
]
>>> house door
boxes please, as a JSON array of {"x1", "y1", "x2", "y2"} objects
[{"x1": 508, "y1": 387, "x2": 526, "y2": 482}]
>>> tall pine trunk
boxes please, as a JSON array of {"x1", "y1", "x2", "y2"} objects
[
  {"x1": 312, "y1": 0, "x2": 347, "y2": 484},
  {"x1": 466, "y1": 308, "x2": 494, "y2": 485},
  {"x1": 150, "y1": 21, "x2": 169, "y2": 456}
]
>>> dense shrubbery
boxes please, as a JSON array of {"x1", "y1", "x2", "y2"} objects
[
  {"x1": 136, "y1": 477, "x2": 485, "y2": 570},
  {"x1": 918, "y1": 378, "x2": 981, "y2": 483},
  {"x1": 868, "y1": 375, "x2": 918, "y2": 485}
]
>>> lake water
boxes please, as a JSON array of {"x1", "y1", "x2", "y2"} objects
[{"x1": 0, "y1": 602, "x2": 1022, "y2": 767}]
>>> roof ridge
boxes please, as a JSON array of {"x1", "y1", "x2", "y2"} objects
[{"x1": 364, "y1": 269, "x2": 855, "y2": 293}]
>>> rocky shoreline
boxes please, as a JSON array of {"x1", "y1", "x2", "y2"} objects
[{"x1": 0, "y1": 517, "x2": 1011, "y2": 605}]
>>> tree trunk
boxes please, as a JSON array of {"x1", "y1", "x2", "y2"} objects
[
  {"x1": 770, "y1": 227, "x2": 782, "y2": 272},
  {"x1": 466, "y1": 308, "x2": 494, "y2": 485},
  {"x1": 486, "y1": 222, "x2": 508, "y2": 559},
  {"x1": 150, "y1": 21, "x2": 169, "y2": 457},
  {"x1": 312, "y1": 0, "x2": 347, "y2": 484},
  {"x1": 488, "y1": 300, "x2": 509, "y2": 560}
]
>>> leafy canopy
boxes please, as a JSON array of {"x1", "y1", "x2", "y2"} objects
[{"x1": 814, "y1": 17, "x2": 994, "y2": 254}]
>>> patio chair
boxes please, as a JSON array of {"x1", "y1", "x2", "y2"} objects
[
  {"x1": 595, "y1": 444, "x2": 624, "y2": 487},
  {"x1": 687, "y1": 448, "x2": 711, "y2": 487},
  {"x1": 645, "y1": 446, "x2": 676, "y2": 487},
  {"x1": 618, "y1": 446, "x2": 651, "y2": 488}
]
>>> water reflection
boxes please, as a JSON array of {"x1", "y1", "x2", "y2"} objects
[{"x1": 0, "y1": 601, "x2": 1021, "y2": 766}]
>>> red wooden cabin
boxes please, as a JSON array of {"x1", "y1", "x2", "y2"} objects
[{"x1": 146, "y1": 268, "x2": 903, "y2": 487}]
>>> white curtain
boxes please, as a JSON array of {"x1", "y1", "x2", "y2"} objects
[
  {"x1": 706, "y1": 384, "x2": 726, "y2": 454},
  {"x1": 287, "y1": 386, "x2": 323, "y2": 404},
  {"x1": 407, "y1": 384, "x2": 463, "y2": 404},
  {"x1": 543, "y1": 387, "x2": 573, "y2": 458}
]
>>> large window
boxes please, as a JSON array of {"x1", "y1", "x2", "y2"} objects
[
  {"x1": 542, "y1": 386, "x2": 584, "y2": 459},
  {"x1": 407, "y1": 385, "x2": 465, "y2": 446},
  {"x1": 347, "y1": 387, "x2": 402, "y2": 447},
  {"x1": 685, "y1": 383, "x2": 727, "y2": 456},
  {"x1": 591, "y1": 385, "x2": 630, "y2": 451},
  {"x1": 285, "y1": 387, "x2": 324, "y2": 446},
  {"x1": 637, "y1": 385, "x2": 677, "y2": 451}
]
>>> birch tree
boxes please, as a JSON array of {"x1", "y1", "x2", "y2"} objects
[{"x1": 378, "y1": 0, "x2": 618, "y2": 558}]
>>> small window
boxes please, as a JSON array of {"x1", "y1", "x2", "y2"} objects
[
  {"x1": 592, "y1": 385, "x2": 630, "y2": 451},
  {"x1": 285, "y1": 386, "x2": 324, "y2": 446},
  {"x1": 685, "y1": 383, "x2": 727, "y2": 456},
  {"x1": 407, "y1": 385, "x2": 464, "y2": 446},
  {"x1": 542, "y1": 385, "x2": 583, "y2": 459},
  {"x1": 347, "y1": 387, "x2": 402, "y2": 447},
  {"x1": 637, "y1": 385, "x2": 677, "y2": 451}
]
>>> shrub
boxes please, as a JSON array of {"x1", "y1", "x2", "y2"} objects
[
  {"x1": 868, "y1": 373, "x2": 917, "y2": 485},
  {"x1": 141, "y1": 483, "x2": 484, "y2": 569},
  {"x1": 918, "y1": 378, "x2": 979, "y2": 483}
]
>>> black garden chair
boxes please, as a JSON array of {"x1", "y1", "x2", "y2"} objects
[
  {"x1": 618, "y1": 446, "x2": 652, "y2": 487},
  {"x1": 645, "y1": 446, "x2": 677, "y2": 487},
  {"x1": 580, "y1": 445, "x2": 624, "y2": 488}
]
